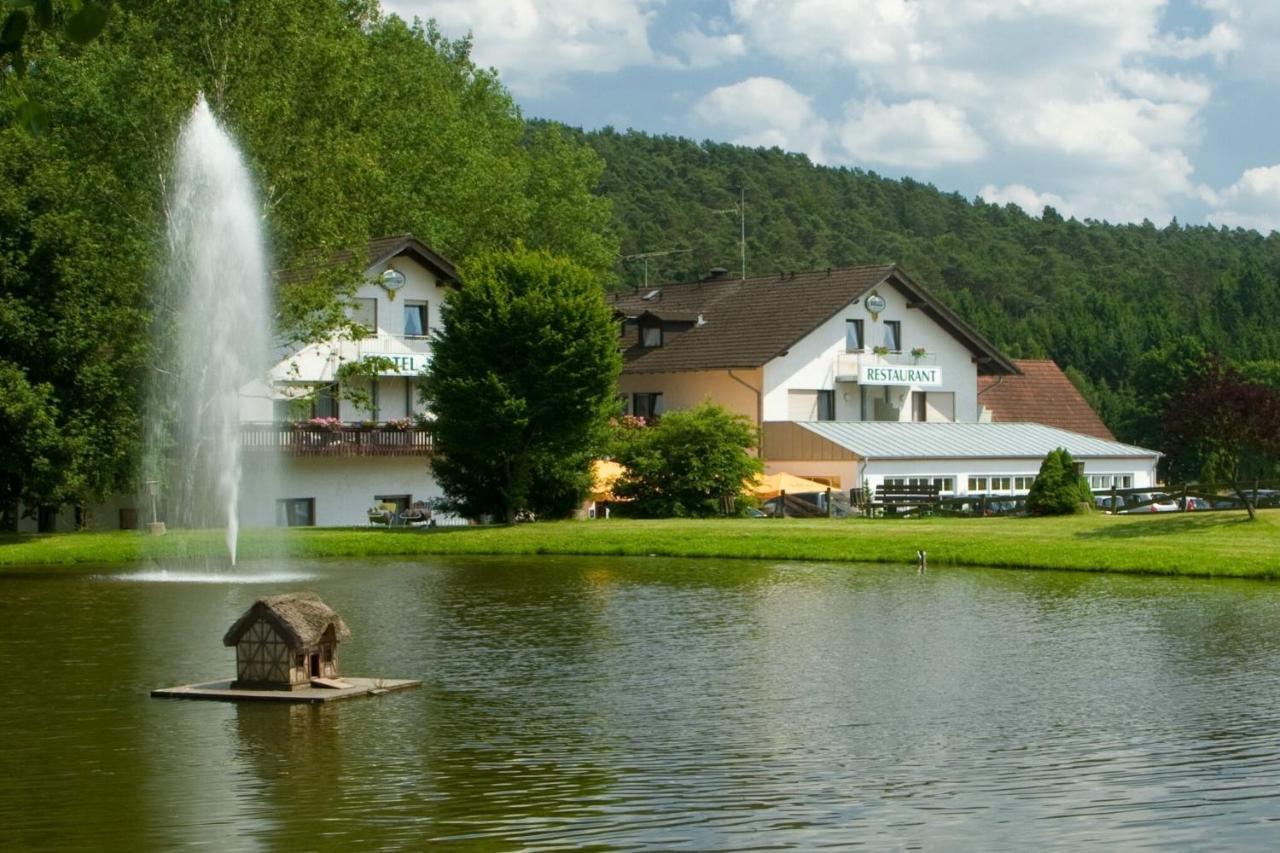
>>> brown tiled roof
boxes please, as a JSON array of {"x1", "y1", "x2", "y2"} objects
[
  {"x1": 608, "y1": 265, "x2": 1018, "y2": 374},
  {"x1": 978, "y1": 359, "x2": 1115, "y2": 440},
  {"x1": 276, "y1": 234, "x2": 458, "y2": 285}
]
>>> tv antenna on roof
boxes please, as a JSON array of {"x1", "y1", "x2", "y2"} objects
[
  {"x1": 713, "y1": 187, "x2": 746, "y2": 280},
  {"x1": 622, "y1": 247, "x2": 692, "y2": 287}
]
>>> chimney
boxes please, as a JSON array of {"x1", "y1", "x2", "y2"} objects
[{"x1": 706, "y1": 267, "x2": 730, "y2": 281}]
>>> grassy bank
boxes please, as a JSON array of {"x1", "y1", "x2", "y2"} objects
[{"x1": 2, "y1": 511, "x2": 1278, "y2": 578}]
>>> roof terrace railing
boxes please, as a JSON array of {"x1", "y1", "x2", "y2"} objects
[{"x1": 241, "y1": 422, "x2": 433, "y2": 456}]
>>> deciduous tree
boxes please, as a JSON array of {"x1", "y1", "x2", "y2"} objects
[
  {"x1": 1163, "y1": 359, "x2": 1280, "y2": 520},
  {"x1": 421, "y1": 246, "x2": 621, "y2": 523}
]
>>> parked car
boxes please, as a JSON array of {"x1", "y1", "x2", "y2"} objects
[
  {"x1": 1210, "y1": 490, "x2": 1279, "y2": 509},
  {"x1": 1179, "y1": 496, "x2": 1211, "y2": 511},
  {"x1": 1119, "y1": 492, "x2": 1180, "y2": 513},
  {"x1": 983, "y1": 498, "x2": 1021, "y2": 516},
  {"x1": 1253, "y1": 489, "x2": 1280, "y2": 508},
  {"x1": 1095, "y1": 495, "x2": 1124, "y2": 513}
]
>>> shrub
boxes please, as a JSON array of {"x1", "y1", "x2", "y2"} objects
[
  {"x1": 1025, "y1": 447, "x2": 1093, "y2": 516},
  {"x1": 611, "y1": 402, "x2": 762, "y2": 517}
]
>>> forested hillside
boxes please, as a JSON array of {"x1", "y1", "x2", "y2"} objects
[
  {"x1": 0, "y1": 1, "x2": 616, "y2": 524},
  {"x1": 581, "y1": 128, "x2": 1280, "y2": 450}
]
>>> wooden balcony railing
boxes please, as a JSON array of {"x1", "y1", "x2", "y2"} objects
[{"x1": 241, "y1": 423, "x2": 433, "y2": 456}]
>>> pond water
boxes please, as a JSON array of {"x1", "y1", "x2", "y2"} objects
[{"x1": 2, "y1": 555, "x2": 1279, "y2": 850}]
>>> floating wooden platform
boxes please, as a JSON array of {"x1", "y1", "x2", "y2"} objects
[{"x1": 151, "y1": 676, "x2": 420, "y2": 703}]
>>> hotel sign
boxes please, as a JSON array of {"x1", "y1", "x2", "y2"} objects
[
  {"x1": 363, "y1": 352, "x2": 427, "y2": 375},
  {"x1": 859, "y1": 364, "x2": 943, "y2": 387}
]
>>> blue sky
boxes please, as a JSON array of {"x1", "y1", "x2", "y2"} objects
[{"x1": 383, "y1": 1, "x2": 1280, "y2": 232}]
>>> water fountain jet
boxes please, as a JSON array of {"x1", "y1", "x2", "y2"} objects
[{"x1": 147, "y1": 93, "x2": 274, "y2": 565}]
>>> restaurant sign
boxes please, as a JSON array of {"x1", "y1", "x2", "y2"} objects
[{"x1": 859, "y1": 364, "x2": 942, "y2": 387}]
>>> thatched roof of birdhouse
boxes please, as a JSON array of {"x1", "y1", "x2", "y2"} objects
[{"x1": 223, "y1": 592, "x2": 352, "y2": 648}]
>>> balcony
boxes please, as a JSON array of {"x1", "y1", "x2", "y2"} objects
[{"x1": 241, "y1": 422, "x2": 433, "y2": 456}]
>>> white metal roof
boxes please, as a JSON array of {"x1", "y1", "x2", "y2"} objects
[{"x1": 796, "y1": 421, "x2": 1160, "y2": 460}]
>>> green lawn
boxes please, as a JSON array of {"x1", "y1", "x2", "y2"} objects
[{"x1": 3, "y1": 511, "x2": 1278, "y2": 578}]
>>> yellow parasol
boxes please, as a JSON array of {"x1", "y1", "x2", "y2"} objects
[
  {"x1": 750, "y1": 472, "x2": 831, "y2": 500},
  {"x1": 590, "y1": 460, "x2": 627, "y2": 502}
]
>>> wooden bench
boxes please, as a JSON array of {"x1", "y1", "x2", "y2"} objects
[{"x1": 873, "y1": 484, "x2": 940, "y2": 516}]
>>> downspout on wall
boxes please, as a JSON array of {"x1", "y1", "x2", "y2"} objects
[{"x1": 727, "y1": 368, "x2": 764, "y2": 462}]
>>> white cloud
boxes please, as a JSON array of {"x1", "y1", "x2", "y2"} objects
[
  {"x1": 382, "y1": 0, "x2": 662, "y2": 95},
  {"x1": 693, "y1": 77, "x2": 830, "y2": 162},
  {"x1": 1156, "y1": 21, "x2": 1239, "y2": 61},
  {"x1": 380, "y1": 0, "x2": 1280, "y2": 228},
  {"x1": 979, "y1": 184, "x2": 1075, "y2": 219},
  {"x1": 1182, "y1": 1, "x2": 1280, "y2": 75},
  {"x1": 716, "y1": 0, "x2": 1237, "y2": 224},
  {"x1": 839, "y1": 99, "x2": 985, "y2": 168},
  {"x1": 1204, "y1": 164, "x2": 1280, "y2": 233},
  {"x1": 672, "y1": 27, "x2": 746, "y2": 69},
  {"x1": 1113, "y1": 68, "x2": 1211, "y2": 106},
  {"x1": 728, "y1": 0, "x2": 926, "y2": 68}
]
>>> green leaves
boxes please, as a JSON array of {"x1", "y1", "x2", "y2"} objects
[
  {"x1": 64, "y1": 1, "x2": 108, "y2": 45},
  {"x1": 423, "y1": 246, "x2": 621, "y2": 521},
  {"x1": 611, "y1": 403, "x2": 762, "y2": 518},
  {"x1": 33, "y1": 0, "x2": 53, "y2": 31},
  {"x1": 1025, "y1": 448, "x2": 1089, "y2": 516}
]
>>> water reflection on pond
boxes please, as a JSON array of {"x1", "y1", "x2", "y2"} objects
[{"x1": 2, "y1": 556, "x2": 1279, "y2": 850}]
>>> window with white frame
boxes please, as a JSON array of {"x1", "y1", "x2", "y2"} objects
[
  {"x1": 907, "y1": 476, "x2": 955, "y2": 493},
  {"x1": 969, "y1": 475, "x2": 1018, "y2": 493},
  {"x1": 1089, "y1": 474, "x2": 1133, "y2": 490}
]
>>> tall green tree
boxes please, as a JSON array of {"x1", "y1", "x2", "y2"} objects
[
  {"x1": 0, "y1": 362, "x2": 64, "y2": 530},
  {"x1": 421, "y1": 246, "x2": 622, "y2": 523},
  {"x1": 1, "y1": 1, "x2": 618, "y2": 521}
]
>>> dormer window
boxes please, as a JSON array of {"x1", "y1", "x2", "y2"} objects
[{"x1": 642, "y1": 324, "x2": 663, "y2": 347}]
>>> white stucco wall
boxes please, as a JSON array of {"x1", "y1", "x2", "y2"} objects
[
  {"x1": 852, "y1": 456, "x2": 1158, "y2": 495},
  {"x1": 240, "y1": 455, "x2": 443, "y2": 527},
  {"x1": 16, "y1": 492, "x2": 142, "y2": 533},
  {"x1": 761, "y1": 283, "x2": 979, "y2": 422}
]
